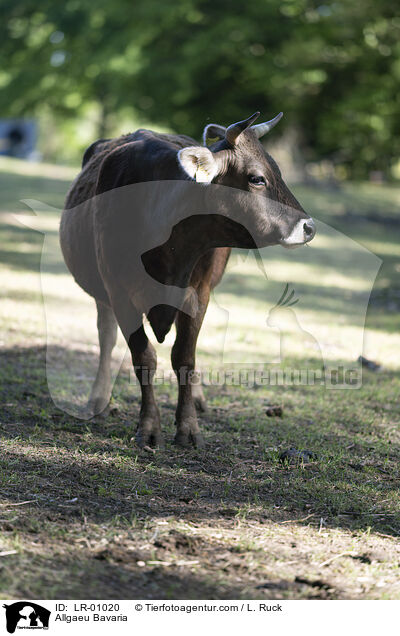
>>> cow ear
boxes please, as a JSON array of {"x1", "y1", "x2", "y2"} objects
[
  {"x1": 202, "y1": 124, "x2": 226, "y2": 146},
  {"x1": 178, "y1": 146, "x2": 219, "y2": 183}
]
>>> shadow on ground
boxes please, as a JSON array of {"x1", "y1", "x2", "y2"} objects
[{"x1": 1, "y1": 345, "x2": 399, "y2": 537}]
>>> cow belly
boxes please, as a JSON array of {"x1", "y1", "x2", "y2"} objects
[{"x1": 60, "y1": 204, "x2": 110, "y2": 304}]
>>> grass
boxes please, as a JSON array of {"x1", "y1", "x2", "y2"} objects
[{"x1": 0, "y1": 156, "x2": 399, "y2": 599}]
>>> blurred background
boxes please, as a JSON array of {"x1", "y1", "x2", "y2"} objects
[{"x1": 1, "y1": 0, "x2": 400, "y2": 180}]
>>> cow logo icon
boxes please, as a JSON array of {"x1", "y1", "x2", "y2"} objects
[{"x1": 3, "y1": 602, "x2": 50, "y2": 633}]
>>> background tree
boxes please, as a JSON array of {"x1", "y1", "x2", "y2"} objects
[{"x1": 0, "y1": 0, "x2": 399, "y2": 177}]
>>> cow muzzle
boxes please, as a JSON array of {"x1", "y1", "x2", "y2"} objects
[{"x1": 280, "y1": 218, "x2": 316, "y2": 248}]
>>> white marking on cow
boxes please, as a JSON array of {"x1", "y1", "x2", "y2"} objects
[{"x1": 280, "y1": 218, "x2": 315, "y2": 248}]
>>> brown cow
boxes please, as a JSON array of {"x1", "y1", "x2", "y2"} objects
[{"x1": 60, "y1": 112, "x2": 315, "y2": 448}]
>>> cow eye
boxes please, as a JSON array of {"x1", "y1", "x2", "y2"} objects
[{"x1": 249, "y1": 175, "x2": 267, "y2": 186}]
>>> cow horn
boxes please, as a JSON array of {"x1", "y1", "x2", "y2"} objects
[
  {"x1": 225, "y1": 111, "x2": 260, "y2": 145},
  {"x1": 251, "y1": 112, "x2": 283, "y2": 139}
]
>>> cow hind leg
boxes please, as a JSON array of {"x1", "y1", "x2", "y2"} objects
[
  {"x1": 88, "y1": 300, "x2": 118, "y2": 415},
  {"x1": 106, "y1": 294, "x2": 164, "y2": 448},
  {"x1": 128, "y1": 326, "x2": 163, "y2": 448},
  {"x1": 107, "y1": 292, "x2": 163, "y2": 448}
]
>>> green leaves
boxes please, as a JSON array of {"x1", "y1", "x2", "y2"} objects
[{"x1": 1, "y1": 0, "x2": 399, "y2": 176}]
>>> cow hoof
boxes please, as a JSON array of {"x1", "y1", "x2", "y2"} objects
[
  {"x1": 135, "y1": 421, "x2": 164, "y2": 449},
  {"x1": 193, "y1": 395, "x2": 208, "y2": 413},
  {"x1": 191, "y1": 431, "x2": 206, "y2": 448},
  {"x1": 192, "y1": 384, "x2": 207, "y2": 413},
  {"x1": 87, "y1": 397, "x2": 110, "y2": 418},
  {"x1": 174, "y1": 430, "x2": 205, "y2": 449}
]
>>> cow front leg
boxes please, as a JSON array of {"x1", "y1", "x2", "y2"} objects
[
  {"x1": 171, "y1": 283, "x2": 210, "y2": 448},
  {"x1": 128, "y1": 326, "x2": 163, "y2": 448},
  {"x1": 109, "y1": 292, "x2": 163, "y2": 448}
]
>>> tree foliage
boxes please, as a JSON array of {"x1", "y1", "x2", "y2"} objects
[{"x1": 1, "y1": 0, "x2": 399, "y2": 176}]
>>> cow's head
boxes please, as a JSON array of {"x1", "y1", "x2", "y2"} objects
[{"x1": 178, "y1": 112, "x2": 315, "y2": 248}]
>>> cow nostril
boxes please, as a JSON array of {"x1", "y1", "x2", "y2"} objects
[{"x1": 303, "y1": 221, "x2": 314, "y2": 237}]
